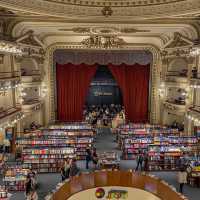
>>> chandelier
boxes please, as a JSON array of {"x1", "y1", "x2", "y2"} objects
[
  {"x1": 0, "y1": 41, "x2": 22, "y2": 54},
  {"x1": 81, "y1": 35, "x2": 126, "y2": 49}
]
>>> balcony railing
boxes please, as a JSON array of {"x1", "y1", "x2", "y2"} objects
[
  {"x1": 189, "y1": 106, "x2": 200, "y2": 113},
  {"x1": 0, "y1": 107, "x2": 21, "y2": 119},
  {"x1": 166, "y1": 99, "x2": 186, "y2": 105},
  {"x1": 21, "y1": 70, "x2": 41, "y2": 76},
  {"x1": 166, "y1": 70, "x2": 188, "y2": 77},
  {"x1": 0, "y1": 71, "x2": 20, "y2": 79},
  {"x1": 191, "y1": 72, "x2": 200, "y2": 79},
  {"x1": 22, "y1": 99, "x2": 40, "y2": 105}
]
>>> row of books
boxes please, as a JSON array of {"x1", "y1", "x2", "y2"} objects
[
  {"x1": 0, "y1": 186, "x2": 10, "y2": 199},
  {"x1": 119, "y1": 125, "x2": 198, "y2": 170},
  {"x1": 17, "y1": 123, "x2": 95, "y2": 173},
  {"x1": 3, "y1": 167, "x2": 30, "y2": 191}
]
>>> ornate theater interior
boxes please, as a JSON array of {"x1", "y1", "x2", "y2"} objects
[{"x1": 0, "y1": 0, "x2": 200, "y2": 200}]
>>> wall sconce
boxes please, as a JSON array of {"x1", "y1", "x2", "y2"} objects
[
  {"x1": 40, "y1": 82, "x2": 48, "y2": 98},
  {"x1": 190, "y1": 47, "x2": 200, "y2": 56},
  {"x1": 158, "y1": 82, "x2": 165, "y2": 97},
  {"x1": 0, "y1": 81, "x2": 20, "y2": 91},
  {"x1": 186, "y1": 114, "x2": 200, "y2": 125},
  {"x1": 0, "y1": 90, "x2": 6, "y2": 96},
  {"x1": 190, "y1": 84, "x2": 200, "y2": 89},
  {"x1": 0, "y1": 112, "x2": 25, "y2": 130},
  {"x1": 18, "y1": 84, "x2": 26, "y2": 103}
]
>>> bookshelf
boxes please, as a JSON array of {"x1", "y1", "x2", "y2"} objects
[
  {"x1": 3, "y1": 166, "x2": 30, "y2": 191},
  {"x1": 16, "y1": 123, "x2": 95, "y2": 173}
]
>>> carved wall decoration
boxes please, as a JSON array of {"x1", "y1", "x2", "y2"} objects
[
  {"x1": 58, "y1": 27, "x2": 150, "y2": 35},
  {"x1": 16, "y1": 30, "x2": 44, "y2": 48},
  {"x1": 120, "y1": 28, "x2": 150, "y2": 33},
  {"x1": 91, "y1": 27, "x2": 119, "y2": 35},
  {"x1": 15, "y1": 31, "x2": 46, "y2": 60},
  {"x1": 101, "y1": 6, "x2": 113, "y2": 17},
  {"x1": 164, "y1": 32, "x2": 193, "y2": 50},
  {"x1": 81, "y1": 35, "x2": 126, "y2": 49},
  {"x1": 59, "y1": 27, "x2": 90, "y2": 33},
  {"x1": 161, "y1": 33, "x2": 194, "y2": 59}
]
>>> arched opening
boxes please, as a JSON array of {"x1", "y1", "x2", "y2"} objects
[
  {"x1": 55, "y1": 50, "x2": 151, "y2": 123},
  {"x1": 168, "y1": 58, "x2": 188, "y2": 76},
  {"x1": 20, "y1": 57, "x2": 38, "y2": 76},
  {"x1": 85, "y1": 65, "x2": 123, "y2": 106}
]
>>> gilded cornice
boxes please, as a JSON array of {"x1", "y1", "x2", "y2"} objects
[
  {"x1": 43, "y1": 0, "x2": 186, "y2": 7},
  {"x1": 0, "y1": 0, "x2": 200, "y2": 20}
]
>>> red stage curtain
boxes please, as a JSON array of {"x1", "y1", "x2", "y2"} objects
[
  {"x1": 56, "y1": 63, "x2": 97, "y2": 121},
  {"x1": 108, "y1": 63, "x2": 150, "y2": 123}
]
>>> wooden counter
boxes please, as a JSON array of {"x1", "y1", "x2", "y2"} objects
[{"x1": 46, "y1": 170, "x2": 187, "y2": 200}]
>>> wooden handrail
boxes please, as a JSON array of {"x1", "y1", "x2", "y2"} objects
[
  {"x1": 0, "y1": 71, "x2": 20, "y2": 79},
  {"x1": 46, "y1": 170, "x2": 187, "y2": 200},
  {"x1": 0, "y1": 107, "x2": 21, "y2": 120}
]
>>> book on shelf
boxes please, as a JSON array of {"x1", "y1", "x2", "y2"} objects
[{"x1": 16, "y1": 123, "x2": 95, "y2": 173}]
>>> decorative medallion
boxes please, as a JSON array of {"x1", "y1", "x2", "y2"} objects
[
  {"x1": 101, "y1": 6, "x2": 113, "y2": 17},
  {"x1": 91, "y1": 27, "x2": 119, "y2": 35}
]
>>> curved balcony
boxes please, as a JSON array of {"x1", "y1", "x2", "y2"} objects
[
  {"x1": 45, "y1": 170, "x2": 187, "y2": 200},
  {"x1": 21, "y1": 70, "x2": 41, "y2": 85},
  {"x1": 22, "y1": 99, "x2": 43, "y2": 112},
  {"x1": 165, "y1": 71, "x2": 188, "y2": 84},
  {"x1": 0, "y1": 107, "x2": 22, "y2": 124},
  {"x1": 0, "y1": 71, "x2": 20, "y2": 82},
  {"x1": 163, "y1": 101, "x2": 186, "y2": 113},
  {"x1": 188, "y1": 106, "x2": 200, "y2": 117}
]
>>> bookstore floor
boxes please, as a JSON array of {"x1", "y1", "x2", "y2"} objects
[{"x1": 6, "y1": 128, "x2": 200, "y2": 200}]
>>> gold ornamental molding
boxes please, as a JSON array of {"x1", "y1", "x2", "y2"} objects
[
  {"x1": 0, "y1": 0, "x2": 200, "y2": 19},
  {"x1": 44, "y1": 42, "x2": 161, "y2": 125},
  {"x1": 43, "y1": 0, "x2": 185, "y2": 7},
  {"x1": 81, "y1": 35, "x2": 126, "y2": 49}
]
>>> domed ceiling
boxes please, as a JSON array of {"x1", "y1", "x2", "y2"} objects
[
  {"x1": 40, "y1": 0, "x2": 185, "y2": 7},
  {"x1": 0, "y1": 0, "x2": 200, "y2": 20}
]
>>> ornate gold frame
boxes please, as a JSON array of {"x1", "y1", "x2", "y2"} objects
[{"x1": 44, "y1": 43, "x2": 161, "y2": 125}]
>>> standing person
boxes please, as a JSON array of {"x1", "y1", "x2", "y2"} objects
[
  {"x1": 135, "y1": 151, "x2": 143, "y2": 171},
  {"x1": 25, "y1": 174, "x2": 33, "y2": 199},
  {"x1": 143, "y1": 152, "x2": 148, "y2": 171},
  {"x1": 92, "y1": 148, "x2": 98, "y2": 169},
  {"x1": 86, "y1": 148, "x2": 92, "y2": 169},
  {"x1": 64, "y1": 158, "x2": 71, "y2": 179},
  {"x1": 60, "y1": 165, "x2": 66, "y2": 181},
  {"x1": 177, "y1": 167, "x2": 187, "y2": 193},
  {"x1": 27, "y1": 189, "x2": 38, "y2": 200},
  {"x1": 69, "y1": 158, "x2": 79, "y2": 177},
  {"x1": 4, "y1": 139, "x2": 10, "y2": 153}
]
